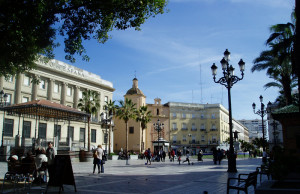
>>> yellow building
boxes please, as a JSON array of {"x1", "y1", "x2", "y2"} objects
[
  {"x1": 113, "y1": 78, "x2": 146, "y2": 153},
  {"x1": 168, "y1": 102, "x2": 231, "y2": 154}
]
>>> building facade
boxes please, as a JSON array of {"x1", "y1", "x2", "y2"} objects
[
  {"x1": 0, "y1": 58, "x2": 114, "y2": 152},
  {"x1": 168, "y1": 102, "x2": 244, "y2": 154}
]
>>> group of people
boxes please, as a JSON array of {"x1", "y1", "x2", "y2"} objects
[
  {"x1": 212, "y1": 148, "x2": 225, "y2": 165},
  {"x1": 8, "y1": 142, "x2": 56, "y2": 183},
  {"x1": 144, "y1": 148, "x2": 166, "y2": 164}
]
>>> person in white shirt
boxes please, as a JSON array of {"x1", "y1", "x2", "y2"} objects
[{"x1": 93, "y1": 145, "x2": 104, "y2": 174}]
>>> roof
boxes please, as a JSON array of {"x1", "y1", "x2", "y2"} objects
[
  {"x1": 3, "y1": 99, "x2": 89, "y2": 121},
  {"x1": 125, "y1": 87, "x2": 145, "y2": 96},
  {"x1": 272, "y1": 104, "x2": 300, "y2": 120}
]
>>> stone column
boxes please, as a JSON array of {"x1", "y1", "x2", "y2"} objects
[
  {"x1": 32, "y1": 75, "x2": 39, "y2": 101},
  {"x1": 15, "y1": 73, "x2": 22, "y2": 104},
  {"x1": 73, "y1": 86, "x2": 80, "y2": 109},
  {"x1": 47, "y1": 79, "x2": 54, "y2": 101},
  {"x1": 61, "y1": 82, "x2": 67, "y2": 105}
]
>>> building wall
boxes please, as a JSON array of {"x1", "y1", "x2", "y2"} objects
[{"x1": 0, "y1": 58, "x2": 114, "y2": 151}]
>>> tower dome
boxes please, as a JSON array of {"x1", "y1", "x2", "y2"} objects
[{"x1": 125, "y1": 78, "x2": 145, "y2": 96}]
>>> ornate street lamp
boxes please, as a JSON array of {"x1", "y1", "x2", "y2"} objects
[
  {"x1": 153, "y1": 119, "x2": 164, "y2": 156},
  {"x1": 211, "y1": 49, "x2": 245, "y2": 173},
  {"x1": 100, "y1": 106, "x2": 113, "y2": 160},
  {"x1": 252, "y1": 95, "x2": 270, "y2": 152},
  {"x1": 1, "y1": 90, "x2": 8, "y2": 147}
]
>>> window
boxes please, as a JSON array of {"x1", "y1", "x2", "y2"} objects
[
  {"x1": 200, "y1": 124, "x2": 205, "y2": 131},
  {"x1": 38, "y1": 123, "x2": 47, "y2": 139},
  {"x1": 80, "y1": 128, "x2": 85, "y2": 142},
  {"x1": 192, "y1": 114, "x2": 196, "y2": 119},
  {"x1": 79, "y1": 91, "x2": 83, "y2": 99},
  {"x1": 54, "y1": 124, "x2": 61, "y2": 140},
  {"x1": 22, "y1": 97, "x2": 29, "y2": 103},
  {"x1": 211, "y1": 124, "x2": 217, "y2": 131},
  {"x1": 181, "y1": 123, "x2": 187, "y2": 130},
  {"x1": 172, "y1": 135, "x2": 177, "y2": 143},
  {"x1": 201, "y1": 135, "x2": 205, "y2": 141},
  {"x1": 4, "y1": 119, "x2": 14, "y2": 137},
  {"x1": 182, "y1": 135, "x2": 187, "y2": 142},
  {"x1": 192, "y1": 123, "x2": 197, "y2": 131},
  {"x1": 91, "y1": 129, "x2": 96, "y2": 143},
  {"x1": 68, "y1": 126, "x2": 74, "y2": 141},
  {"x1": 39, "y1": 80, "x2": 45, "y2": 89},
  {"x1": 212, "y1": 113, "x2": 216, "y2": 119},
  {"x1": 157, "y1": 109, "x2": 159, "y2": 116},
  {"x1": 129, "y1": 127, "x2": 134, "y2": 134},
  {"x1": 182, "y1": 113, "x2": 186, "y2": 119},
  {"x1": 172, "y1": 123, "x2": 177, "y2": 130},
  {"x1": 201, "y1": 113, "x2": 205, "y2": 119},
  {"x1": 54, "y1": 83, "x2": 59, "y2": 93},
  {"x1": 172, "y1": 113, "x2": 176, "y2": 118},
  {"x1": 104, "y1": 96, "x2": 108, "y2": 103},
  {"x1": 23, "y1": 121, "x2": 31, "y2": 138},
  {"x1": 212, "y1": 136, "x2": 217, "y2": 143},
  {"x1": 67, "y1": 86, "x2": 72, "y2": 96},
  {"x1": 6, "y1": 94, "x2": 12, "y2": 105},
  {"x1": 23, "y1": 75, "x2": 30, "y2": 86}
]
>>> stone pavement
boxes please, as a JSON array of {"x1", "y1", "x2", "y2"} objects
[{"x1": 0, "y1": 157, "x2": 268, "y2": 193}]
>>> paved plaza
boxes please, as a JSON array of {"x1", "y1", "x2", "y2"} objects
[{"x1": 1, "y1": 157, "x2": 267, "y2": 193}]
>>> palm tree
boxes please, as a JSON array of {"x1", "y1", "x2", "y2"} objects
[
  {"x1": 104, "y1": 100, "x2": 117, "y2": 154},
  {"x1": 78, "y1": 90, "x2": 100, "y2": 152},
  {"x1": 135, "y1": 105, "x2": 152, "y2": 152},
  {"x1": 116, "y1": 98, "x2": 136, "y2": 153},
  {"x1": 252, "y1": 47, "x2": 296, "y2": 106}
]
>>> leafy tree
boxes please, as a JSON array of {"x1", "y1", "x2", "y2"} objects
[
  {"x1": 252, "y1": 46, "x2": 296, "y2": 106},
  {"x1": 0, "y1": 0, "x2": 168, "y2": 77},
  {"x1": 104, "y1": 99, "x2": 117, "y2": 154},
  {"x1": 78, "y1": 90, "x2": 100, "y2": 152},
  {"x1": 252, "y1": 137, "x2": 268, "y2": 150},
  {"x1": 135, "y1": 105, "x2": 152, "y2": 152},
  {"x1": 116, "y1": 98, "x2": 136, "y2": 153}
]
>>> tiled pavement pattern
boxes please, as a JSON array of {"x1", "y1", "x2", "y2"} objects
[{"x1": 1, "y1": 157, "x2": 268, "y2": 193}]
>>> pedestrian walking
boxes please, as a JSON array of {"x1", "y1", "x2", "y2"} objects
[
  {"x1": 182, "y1": 150, "x2": 190, "y2": 165},
  {"x1": 46, "y1": 142, "x2": 56, "y2": 180},
  {"x1": 217, "y1": 148, "x2": 223, "y2": 165},
  {"x1": 170, "y1": 149, "x2": 175, "y2": 162},
  {"x1": 162, "y1": 150, "x2": 166, "y2": 162},
  {"x1": 177, "y1": 150, "x2": 182, "y2": 165},
  {"x1": 93, "y1": 145, "x2": 104, "y2": 174},
  {"x1": 198, "y1": 150, "x2": 203, "y2": 162},
  {"x1": 146, "y1": 148, "x2": 151, "y2": 165}
]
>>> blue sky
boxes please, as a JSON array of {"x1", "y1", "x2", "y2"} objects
[{"x1": 53, "y1": 0, "x2": 294, "y2": 120}]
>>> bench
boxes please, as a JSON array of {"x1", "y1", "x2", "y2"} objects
[
  {"x1": 227, "y1": 170, "x2": 258, "y2": 194},
  {"x1": 256, "y1": 164, "x2": 271, "y2": 183}
]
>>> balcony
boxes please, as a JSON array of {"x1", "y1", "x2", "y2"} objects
[
  {"x1": 172, "y1": 140, "x2": 181, "y2": 144},
  {"x1": 189, "y1": 140, "x2": 200, "y2": 144},
  {"x1": 181, "y1": 128, "x2": 188, "y2": 131},
  {"x1": 209, "y1": 140, "x2": 219, "y2": 145},
  {"x1": 191, "y1": 128, "x2": 197, "y2": 131},
  {"x1": 172, "y1": 128, "x2": 178, "y2": 131},
  {"x1": 210, "y1": 128, "x2": 218, "y2": 131},
  {"x1": 200, "y1": 129, "x2": 206, "y2": 132}
]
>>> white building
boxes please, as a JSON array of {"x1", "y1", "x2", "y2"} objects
[{"x1": 0, "y1": 58, "x2": 115, "y2": 153}]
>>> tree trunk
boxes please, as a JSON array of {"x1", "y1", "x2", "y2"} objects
[
  {"x1": 126, "y1": 121, "x2": 128, "y2": 152},
  {"x1": 108, "y1": 126, "x2": 111, "y2": 154},
  {"x1": 88, "y1": 116, "x2": 90, "y2": 152},
  {"x1": 141, "y1": 128, "x2": 144, "y2": 153},
  {"x1": 282, "y1": 74, "x2": 293, "y2": 105}
]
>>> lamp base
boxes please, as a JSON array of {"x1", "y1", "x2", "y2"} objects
[{"x1": 227, "y1": 152, "x2": 237, "y2": 173}]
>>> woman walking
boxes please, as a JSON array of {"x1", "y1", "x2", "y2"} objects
[{"x1": 93, "y1": 145, "x2": 104, "y2": 174}]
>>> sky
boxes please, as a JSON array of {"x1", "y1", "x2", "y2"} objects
[{"x1": 53, "y1": 0, "x2": 295, "y2": 120}]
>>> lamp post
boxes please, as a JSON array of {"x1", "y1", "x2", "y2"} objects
[
  {"x1": 153, "y1": 119, "x2": 164, "y2": 156},
  {"x1": 252, "y1": 95, "x2": 269, "y2": 152},
  {"x1": 211, "y1": 49, "x2": 245, "y2": 173},
  {"x1": 1, "y1": 90, "x2": 8, "y2": 147},
  {"x1": 100, "y1": 106, "x2": 113, "y2": 160}
]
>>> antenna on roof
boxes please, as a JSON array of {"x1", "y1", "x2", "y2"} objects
[{"x1": 134, "y1": 70, "x2": 136, "y2": 78}]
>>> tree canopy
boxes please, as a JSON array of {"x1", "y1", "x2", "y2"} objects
[{"x1": 0, "y1": 0, "x2": 168, "y2": 77}]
